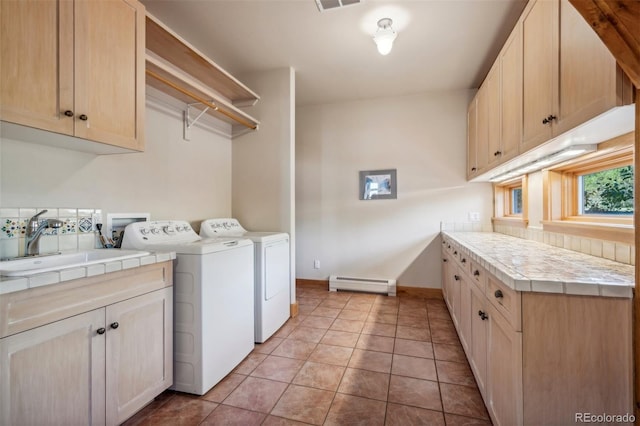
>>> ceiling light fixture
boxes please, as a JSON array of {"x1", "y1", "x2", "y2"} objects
[{"x1": 373, "y1": 18, "x2": 397, "y2": 55}]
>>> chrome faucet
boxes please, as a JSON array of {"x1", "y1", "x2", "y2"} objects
[{"x1": 25, "y1": 210, "x2": 63, "y2": 256}]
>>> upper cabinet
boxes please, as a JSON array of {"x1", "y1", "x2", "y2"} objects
[
  {"x1": 470, "y1": 0, "x2": 634, "y2": 180},
  {"x1": 522, "y1": 0, "x2": 632, "y2": 151},
  {"x1": 467, "y1": 96, "x2": 479, "y2": 180},
  {"x1": 145, "y1": 13, "x2": 260, "y2": 138},
  {"x1": 0, "y1": 0, "x2": 146, "y2": 152}
]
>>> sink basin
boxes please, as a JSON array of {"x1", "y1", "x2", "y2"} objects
[{"x1": 0, "y1": 249, "x2": 151, "y2": 277}]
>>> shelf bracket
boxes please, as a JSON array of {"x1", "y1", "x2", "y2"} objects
[{"x1": 183, "y1": 102, "x2": 213, "y2": 141}]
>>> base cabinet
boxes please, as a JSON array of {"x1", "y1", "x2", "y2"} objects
[
  {"x1": 442, "y1": 237, "x2": 633, "y2": 425},
  {"x1": 0, "y1": 285, "x2": 172, "y2": 426}
]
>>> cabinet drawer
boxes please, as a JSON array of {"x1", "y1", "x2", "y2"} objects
[
  {"x1": 486, "y1": 274, "x2": 521, "y2": 331},
  {"x1": 468, "y1": 259, "x2": 487, "y2": 292}
]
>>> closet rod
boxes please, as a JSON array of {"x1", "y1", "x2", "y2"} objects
[{"x1": 146, "y1": 69, "x2": 258, "y2": 130}]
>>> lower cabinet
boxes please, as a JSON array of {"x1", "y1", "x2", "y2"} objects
[
  {"x1": 442, "y1": 238, "x2": 632, "y2": 425},
  {"x1": 0, "y1": 286, "x2": 173, "y2": 425}
]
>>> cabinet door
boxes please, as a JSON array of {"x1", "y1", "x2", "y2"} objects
[
  {"x1": 74, "y1": 0, "x2": 145, "y2": 150},
  {"x1": 105, "y1": 287, "x2": 173, "y2": 425},
  {"x1": 467, "y1": 96, "x2": 479, "y2": 179},
  {"x1": 458, "y1": 275, "x2": 472, "y2": 354},
  {"x1": 485, "y1": 64, "x2": 502, "y2": 169},
  {"x1": 475, "y1": 84, "x2": 490, "y2": 174},
  {"x1": 500, "y1": 22, "x2": 522, "y2": 163},
  {"x1": 554, "y1": 0, "x2": 622, "y2": 135},
  {"x1": 0, "y1": 309, "x2": 105, "y2": 426},
  {"x1": 521, "y1": 0, "x2": 558, "y2": 152},
  {"x1": 0, "y1": 0, "x2": 74, "y2": 134},
  {"x1": 469, "y1": 285, "x2": 487, "y2": 395},
  {"x1": 486, "y1": 303, "x2": 523, "y2": 426}
]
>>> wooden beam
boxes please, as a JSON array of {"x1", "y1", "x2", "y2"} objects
[{"x1": 568, "y1": 0, "x2": 640, "y2": 87}]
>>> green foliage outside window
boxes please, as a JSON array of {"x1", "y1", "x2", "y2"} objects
[{"x1": 580, "y1": 165, "x2": 634, "y2": 215}]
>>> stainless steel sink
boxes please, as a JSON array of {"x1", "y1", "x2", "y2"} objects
[{"x1": 0, "y1": 249, "x2": 150, "y2": 277}]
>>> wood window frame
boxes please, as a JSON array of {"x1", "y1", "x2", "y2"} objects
[
  {"x1": 493, "y1": 175, "x2": 529, "y2": 228},
  {"x1": 542, "y1": 132, "x2": 634, "y2": 244}
]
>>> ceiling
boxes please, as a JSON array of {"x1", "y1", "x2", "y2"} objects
[{"x1": 141, "y1": 0, "x2": 527, "y2": 107}]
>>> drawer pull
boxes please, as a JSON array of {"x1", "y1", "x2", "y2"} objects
[
  {"x1": 454, "y1": 275, "x2": 461, "y2": 281},
  {"x1": 473, "y1": 270, "x2": 480, "y2": 277},
  {"x1": 96, "y1": 327, "x2": 106, "y2": 335},
  {"x1": 461, "y1": 258, "x2": 466, "y2": 263},
  {"x1": 478, "y1": 310, "x2": 488, "y2": 321},
  {"x1": 453, "y1": 251, "x2": 457, "y2": 255},
  {"x1": 494, "y1": 290, "x2": 504, "y2": 299},
  {"x1": 110, "y1": 322, "x2": 119, "y2": 329},
  {"x1": 64, "y1": 110, "x2": 74, "y2": 117},
  {"x1": 447, "y1": 244, "x2": 451, "y2": 249},
  {"x1": 443, "y1": 258, "x2": 448, "y2": 263}
]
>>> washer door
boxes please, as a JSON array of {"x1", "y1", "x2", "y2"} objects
[{"x1": 264, "y1": 239, "x2": 290, "y2": 300}]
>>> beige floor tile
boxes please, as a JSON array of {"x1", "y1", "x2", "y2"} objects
[
  {"x1": 270, "y1": 339, "x2": 317, "y2": 360},
  {"x1": 433, "y1": 342, "x2": 467, "y2": 364},
  {"x1": 398, "y1": 306, "x2": 428, "y2": 317},
  {"x1": 134, "y1": 394, "x2": 218, "y2": 426},
  {"x1": 261, "y1": 415, "x2": 310, "y2": 425},
  {"x1": 308, "y1": 343, "x2": 354, "y2": 366},
  {"x1": 397, "y1": 314, "x2": 429, "y2": 328},
  {"x1": 337, "y1": 368, "x2": 390, "y2": 401},
  {"x1": 370, "y1": 304, "x2": 399, "y2": 315},
  {"x1": 223, "y1": 376, "x2": 288, "y2": 413},
  {"x1": 367, "y1": 312, "x2": 398, "y2": 325},
  {"x1": 388, "y1": 375, "x2": 442, "y2": 411},
  {"x1": 343, "y1": 299, "x2": 373, "y2": 312},
  {"x1": 300, "y1": 315, "x2": 335, "y2": 330},
  {"x1": 201, "y1": 404, "x2": 266, "y2": 425},
  {"x1": 330, "y1": 318, "x2": 365, "y2": 333},
  {"x1": 201, "y1": 373, "x2": 246, "y2": 403},
  {"x1": 250, "y1": 355, "x2": 304, "y2": 383},
  {"x1": 324, "y1": 393, "x2": 386, "y2": 426},
  {"x1": 319, "y1": 298, "x2": 348, "y2": 309},
  {"x1": 436, "y1": 360, "x2": 477, "y2": 387},
  {"x1": 253, "y1": 337, "x2": 285, "y2": 355},
  {"x1": 348, "y1": 348, "x2": 393, "y2": 373},
  {"x1": 310, "y1": 306, "x2": 341, "y2": 318},
  {"x1": 286, "y1": 326, "x2": 327, "y2": 343},
  {"x1": 292, "y1": 361, "x2": 345, "y2": 391},
  {"x1": 391, "y1": 354, "x2": 438, "y2": 381},
  {"x1": 298, "y1": 304, "x2": 316, "y2": 315},
  {"x1": 274, "y1": 323, "x2": 298, "y2": 338},
  {"x1": 396, "y1": 325, "x2": 431, "y2": 341},
  {"x1": 362, "y1": 321, "x2": 397, "y2": 337},
  {"x1": 321, "y1": 330, "x2": 360, "y2": 348},
  {"x1": 233, "y1": 353, "x2": 267, "y2": 375},
  {"x1": 356, "y1": 334, "x2": 395, "y2": 353},
  {"x1": 338, "y1": 309, "x2": 370, "y2": 321},
  {"x1": 444, "y1": 413, "x2": 493, "y2": 425},
  {"x1": 385, "y1": 403, "x2": 445, "y2": 426},
  {"x1": 440, "y1": 382, "x2": 490, "y2": 420},
  {"x1": 270, "y1": 384, "x2": 334, "y2": 425},
  {"x1": 394, "y1": 338, "x2": 434, "y2": 359}
]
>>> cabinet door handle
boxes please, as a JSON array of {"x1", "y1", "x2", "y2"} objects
[
  {"x1": 542, "y1": 117, "x2": 549, "y2": 124},
  {"x1": 478, "y1": 310, "x2": 488, "y2": 320},
  {"x1": 494, "y1": 290, "x2": 504, "y2": 299},
  {"x1": 79, "y1": 114, "x2": 88, "y2": 121},
  {"x1": 110, "y1": 322, "x2": 119, "y2": 329},
  {"x1": 471, "y1": 167, "x2": 477, "y2": 172},
  {"x1": 64, "y1": 110, "x2": 74, "y2": 117},
  {"x1": 542, "y1": 114, "x2": 557, "y2": 125},
  {"x1": 461, "y1": 258, "x2": 466, "y2": 263},
  {"x1": 96, "y1": 327, "x2": 106, "y2": 335},
  {"x1": 473, "y1": 270, "x2": 480, "y2": 277},
  {"x1": 454, "y1": 275, "x2": 461, "y2": 281},
  {"x1": 443, "y1": 258, "x2": 448, "y2": 263},
  {"x1": 453, "y1": 251, "x2": 457, "y2": 255},
  {"x1": 494, "y1": 151, "x2": 502, "y2": 156}
]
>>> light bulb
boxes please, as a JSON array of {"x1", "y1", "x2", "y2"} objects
[{"x1": 374, "y1": 18, "x2": 397, "y2": 55}]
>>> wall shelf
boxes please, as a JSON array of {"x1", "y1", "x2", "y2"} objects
[{"x1": 145, "y1": 13, "x2": 260, "y2": 137}]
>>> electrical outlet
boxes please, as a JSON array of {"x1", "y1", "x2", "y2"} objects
[
  {"x1": 468, "y1": 212, "x2": 480, "y2": 222},
  {"x1": 314, "y1": 259, "x2": 320, "y2": 269}
]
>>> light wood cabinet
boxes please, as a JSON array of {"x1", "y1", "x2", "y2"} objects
[
  {"x1": 0, "y1": 263, "x2": 173, "y2": 426},
  {"x1": 0, "y1": 0, "x2": 145, "y2": 151},
  {"x1": 499, "y1": 22, "x2": 522, "y2": 164},
  {"x1": 521, "y1": 0, "x2": 632, "y2": 152},
  {"x1": 441, "y1": 236, "x2": 633, "y2": 425},
  {"x1": 467, "y1": 96, "x2": 479, "y2": 179},
  {"x1": 483, "y1": 64, "x2": 502, "y2": 169}
]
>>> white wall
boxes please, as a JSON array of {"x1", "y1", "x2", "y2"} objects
[
  {"x1": 232, "y1": 67, "x2": 296, "y2": 301},
  {"x1": 296, "y1": 90, "x2": 493, "y2": 288},
  {"x1": 0, "y1": 92, "x2": 233, "y2": 226}
]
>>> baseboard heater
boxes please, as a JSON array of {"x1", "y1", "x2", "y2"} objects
[{"x1": 329, "y1": 275, "x2": 397, "y2": 296}]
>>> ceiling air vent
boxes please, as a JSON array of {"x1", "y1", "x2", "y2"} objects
[{"x1": 315, "y1": 0, "x2": 362, "y2": 12}]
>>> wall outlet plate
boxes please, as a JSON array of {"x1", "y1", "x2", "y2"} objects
[{"x1": 468, "y1": 212, "x2": 480, "y2": 222}]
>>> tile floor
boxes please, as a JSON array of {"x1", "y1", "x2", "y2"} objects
[{"x1": 123, "y1": 286, "x2": 492, "y2": 425}]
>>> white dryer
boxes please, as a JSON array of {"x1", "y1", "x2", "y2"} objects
[
  {"x1": 121, "y1": 220, "x2": 254, "y2": 395},
  {"x1": 200, "y1": 218, "x2": 290, "y2": 343}
]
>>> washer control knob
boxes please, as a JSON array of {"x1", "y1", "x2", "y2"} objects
[
  {"x1": 163, "y1": 226, "x2": 175, "y2": 235},
  {"x1": 150, "y1": 228, "x2": 160, "y2": 235},
  {"x1": 140, "y1": 228, "x2": 149, "y2": 236}
]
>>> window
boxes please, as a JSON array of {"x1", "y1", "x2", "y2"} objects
[
  {"x1": 542, "y1": 132, "x2": 633, "y2": 244},
  {"x1": 492, "y1": 176, "x2": 528, "y2": 227}
]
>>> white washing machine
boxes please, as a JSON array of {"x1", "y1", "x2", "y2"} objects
[
  {"x1": 200, "y1": 218, "x2": 290, "y2": 343},
  {"x1": 121, "y1": 220, "x2": 254, "y2": 395}
]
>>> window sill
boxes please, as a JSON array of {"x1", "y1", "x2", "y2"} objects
[
  {"x1": 541, "y1": 220, "x2": 634, "y2": 244},
  {"x1": 492, "y1": 217, "x2": 529, "y2": 228}
]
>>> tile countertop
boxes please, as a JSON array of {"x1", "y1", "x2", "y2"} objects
[
  {"x1": 0, "y1": 251, "x2": 177, "y2": 295},
  {"x1": 442, "y1": 231, "x2": 635, "y2": 298}
]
